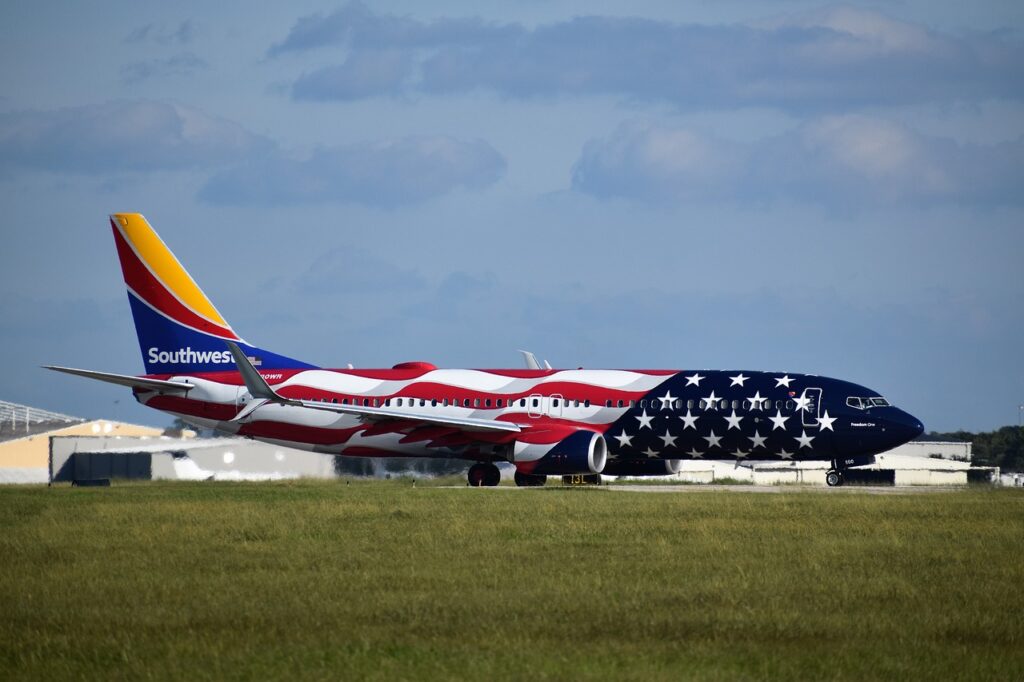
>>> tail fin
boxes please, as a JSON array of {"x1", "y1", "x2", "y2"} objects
[{"x1": 109, "y1": 213, "x2": 316, "y2": 375}]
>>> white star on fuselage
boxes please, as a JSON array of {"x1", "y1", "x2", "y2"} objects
[
  {"x1": 613, "y1": 431, "x2": 633, "y2": 448},
  {"x1": 749, "y1": 431, "x2": 767, "y2": 449},
  {"x1": 702, "y1": 391, "x2": 719, "y2": 410},
  {"x1": 775, "y1": 375, "x2": 793, "y2": 388},
  {"x1": 747, "y1": 391, "x2": 766, "y2": 410},
  {"x1": 732, "y1": 447, "x2": 749, "y2": 459},
  {"x1": 685, "y1": 373, "x2": 705, "y2": 386},
  {"x1": 795, "y1": 430, "x2": 815, "y2": 449},
  {"x1": 793, "y1": 392, "x2": 812, "y2": 412},
  {"x1": 687, "y1": 447, "x2": 704, "y2": 458},
  {"x1": 642, "y1": 447, "x2": 659, "y2": 458},
  {"x1": 777, "y1": 448, "x2": 794, "y2": 459},
  {"x1": 679, "y1": 410, "x2": 699, "y2": 430},
  {"x1": 703, "y1": 430, "x2": 722, "y2": 448},
  {"x1": 724, "y1": 410, "x2": 744, "y2": 430},
  {"x1": 729, "y1": 373, "x2": 749, "y2": 387},
  {"x1": 769, "y1": 410, "x2": 790, "y2": 431},
  {"x1": 635, "y1": 409, "x2": 654, "y2": 430},
  {"x1": 817, "y1": 410, "x2": 836, "y2": 431},
  {"x1": 659, "y1": 430, "x2": 678, "y2": 448},
  {"x1": 657, "y1": 390, "x2": 675, "y2": 410}
]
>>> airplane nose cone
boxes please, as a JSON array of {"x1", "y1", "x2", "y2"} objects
[{"x1": 889, "y1": 409, "x2": 924, "y2": 445}]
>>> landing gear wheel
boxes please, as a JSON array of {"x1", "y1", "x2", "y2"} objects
[
  {"x1": 514, "y1": 471, "x2": 547, "y2": 487},
  {"x1": 468, "y1": 463, "x2": 501, "y2": 487},
  {"x1": 826, "y1": 470, "x2": 844, "y2": 487}
]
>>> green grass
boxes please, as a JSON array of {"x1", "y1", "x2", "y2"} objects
[{"x1": 1, "y1": 482, "x2": 1022, "y2": 681}]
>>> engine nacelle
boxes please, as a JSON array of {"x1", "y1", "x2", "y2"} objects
[
  {"x1": 512, "y1": 430, "x2": 607, "y2": 476},
  {"x1": 601, "y1": 458, "x2": 683, "y2": 477}
]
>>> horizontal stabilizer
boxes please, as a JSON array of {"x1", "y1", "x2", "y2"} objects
[{"x1": 43, "y1": 365, "x2": 193, "y2": 392}]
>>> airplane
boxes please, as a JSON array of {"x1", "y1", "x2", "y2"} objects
[{"x1": 46, "y1": 214, "x2": 925, "y2": 488}]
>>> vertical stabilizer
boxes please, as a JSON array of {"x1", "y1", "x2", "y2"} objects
[{"x1": 109, "y1": 213, "x2": 315, "y2": 375}]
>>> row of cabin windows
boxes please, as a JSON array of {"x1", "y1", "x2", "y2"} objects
[
  {"x1": 309, "y1": 396, "x2": 797, "y2": 411},
  {"x1": 313, "y1": 396, "x2": 591, "y2": 409}
]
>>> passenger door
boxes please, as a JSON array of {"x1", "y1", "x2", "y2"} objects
[{"x1": 801, "y1": 387, "x2": 822, "y2": 427}]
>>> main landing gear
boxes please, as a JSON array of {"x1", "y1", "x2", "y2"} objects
[
  {"x1": 467, "y1": 463, "x2": 501, "y2": 487},
  {"x1": 825, "y1": 469, "x2": 845, "y2": 487},
  {"x1": 514, "y1": 471, "x2": 546, "y2": 487}
]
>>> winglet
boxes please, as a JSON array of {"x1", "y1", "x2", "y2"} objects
[
  {"x1": 226, "y1": 341, "x2": 286, "y2": 402},
  {"x1": 518, "y1": 350, "x2": 542, "y2": 370}
]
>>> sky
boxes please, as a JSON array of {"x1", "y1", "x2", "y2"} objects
[{"x1": 1, "y1": 1, "x2": 1022, "y2": 432}]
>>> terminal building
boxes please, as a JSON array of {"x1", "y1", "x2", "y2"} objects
[{"x1": 0, "y1": 399, "x2": 1005, "y2": 486}]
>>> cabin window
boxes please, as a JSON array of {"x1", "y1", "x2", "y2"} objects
[
  {"x1": 552, "y1": 399, "x2": 559, "y2": 408},
  {"x1": 605, "y1": 400, "x2": 612, "y2": 408},
  {"x1": 372, "y1": 399, "x2": 379, "y2": 407},
  {"x1": 640, "y1": 399, "x2": 647, "y2": 408},
  {"x1": 731, "y1": 400, "x2": 739, "y2": 410},
  {"x1": 431, "y1": 399, "x2": 437, "y2": 407},
  {"x1": 786, "y1": 400, "x2": 794, "y2": 410},
  {"x1": 497, "y1": 399, "x2": 504, "y2": 408},
  {"x1": 520, "y1": 398, "x2": 526, "y2": 407},
  {"x1": 687, "y1": 399, "x2": 694, "y2": 410},
  {"x1": 485, "y1": 398, "x2": 492, "y2": 407},
  {"x1": 574, "y1": 400, "x2": 580, "y2": 408},
  {"x1": 463, "y1": 399, "x2": 471, "y2": 407},
  {"x1": 473, "y1": 398, "x2": 480, "y2": 407},
  {"x1": 443, "y1": 398, "x2": 449, "y2": 407},
  {"x1": 584, "y1": 400, "x2": 591, "y2": 408},
  {"x1": 719, "y1": 399, "x2": 728, "y2": 410},
  {"x1": 532, "y1": 398, "x2": 540, "y2": 408},
  {"x1": 332, "y1": 398, "x2": 338, "y2": 404},
  {"x1": 419, "y1": 399, "x2": 425, "y2": 407}
]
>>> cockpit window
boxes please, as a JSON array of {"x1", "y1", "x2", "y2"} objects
[{"x1": 847, "y1": 396, "x2": 891, "y2": 410}]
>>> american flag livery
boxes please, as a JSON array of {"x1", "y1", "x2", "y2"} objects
[{"x1": 46, "y1": 215, "x2": 924, "y2": 488}]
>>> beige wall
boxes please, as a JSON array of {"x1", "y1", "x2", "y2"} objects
[{"x1": 0, "y1": 421, "x2": 166, "y2": 469}]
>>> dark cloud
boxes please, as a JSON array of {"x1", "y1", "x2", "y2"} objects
[
  {"x1": 199, "y1": 135, "x2": 505, "y2": 207},
  {"x1": 572, "y1": 117, "x2": 1024, "y2": 207},
  {"x1": 121, "y1": 53, "x2": 208, "y2": 84},
  {"x1": 271, "y1": 4, "x2": 1023, "y2": 110},
  {"x1": 292, "y1": 49, "x2": 410, "y2": 101},
  {"x1": 0, "y1": 100, "x2": 273, "y2": 174},
  {"x1": 268, "y1": 1, "x2": 515, "y2": 56},
  {"x1": 294, "y1": 247, "x2": 426, "y2": 295},
  {"x1": 125, "y1": 20, "x2": 196, "y2": 46}
]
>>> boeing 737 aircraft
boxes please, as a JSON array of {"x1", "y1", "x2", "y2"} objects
[{"x1": 47, "y1": 214, "x2": 924, "y2": 487}]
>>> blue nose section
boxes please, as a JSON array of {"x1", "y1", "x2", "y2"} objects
[{"x1": 889, "y1": 409, "x2": 924, "y2": 445}]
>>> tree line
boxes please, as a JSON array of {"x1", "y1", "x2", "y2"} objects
[{"x1": 918, "y1": 426, "x2": 1024, "y2": 472}]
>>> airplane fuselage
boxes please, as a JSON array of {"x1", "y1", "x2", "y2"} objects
[{"x1": 136, "y1": 364, "x2": 923, "y2": 468}]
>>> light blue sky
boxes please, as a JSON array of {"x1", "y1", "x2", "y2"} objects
[{"x1": 1, "y1": 1, "x2": 1022, "y2": 432}]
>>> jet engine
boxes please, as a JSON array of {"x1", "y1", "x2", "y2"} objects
[
  {"x1": 601, "y1": 458, "x2": 683, "y2": 477},
  {"x1": 511, "y1": 430, "x2": 607, "y2": 476}
]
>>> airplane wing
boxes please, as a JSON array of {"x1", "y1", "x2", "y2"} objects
[
  {"x1": 43, "y1": 365, "x2": 194, "y2": 392},
  {"x1": 226, "y1": 342, "x2": 522, "y2": 434}
]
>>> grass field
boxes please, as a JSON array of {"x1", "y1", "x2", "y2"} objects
[{"x1": 1, "y1": 481, "x2": 1022, "y2": 681}]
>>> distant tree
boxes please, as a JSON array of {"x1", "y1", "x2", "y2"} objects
[{"x1": 917, "y1": 426, "x2": 1024, "y2": 471}]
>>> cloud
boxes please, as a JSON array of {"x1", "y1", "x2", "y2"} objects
[
  {"x1": 270, "y1": 4, "x2": 1022, "y2": 110},
  {"x1": 0, "y1": 100, "x2": 273, "y2": 174},
  {"x1": 294, "y1": 247, "x2": 425, "y2": 295},
  {"x1": 121, "y1": 53, "x2": 208, "y2": 84},
  {"x1": 292, "y1": 49, "x2": 410, "y2": 101},
  {"x1": 572, "y1": 117, "x2": 1024, "y2": 207},
  {"x1": 125, "y1": 20, "x2": 196, "y2": 46},
  {"x1": 268, "y1": 1, "x2": 513, "y2": 56},
  {"x1": 199, "y1": 135, "x2": 505, "y2": 207}
]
